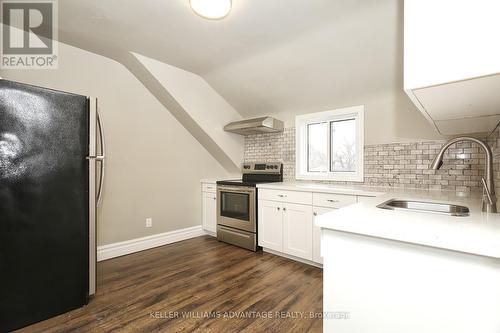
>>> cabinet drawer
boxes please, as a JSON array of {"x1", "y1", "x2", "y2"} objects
[
  {"x1": 259, "y1": 189, "x2": 312, "y2": 205},
  {"x1": 313, "y1": 193, "x2": 356, "y2": 208},
  {"x1": 201, "y1": 183, "x2": 216, "y2": 193}
]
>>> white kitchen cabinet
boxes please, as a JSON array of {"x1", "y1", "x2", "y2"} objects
[
  {"x1": 259, "y1": 188, "x2": 312, "y2": 205},
  {"x1": 283, "y1": 203, "x2": 313, "y2": 260},
  {"x1": 257, "y1": 185, "x2": 375, "y2": 266},
  {"x1": 312, "y1": 207, "x2": 335, "y2": 264},
  {"x1": 313, "y1": 192, "x2": 356, "y2": 209},
  {"x1": 202, "y1": 183, "x2": 216, "y2": 193},
  {"x1": 258, "y1": 199, "x2": 283, "y2": 251},
  {"x1": 404, "y1": 0, "x2": 500, "y2": 135},
  {"x1": 201, "y1": 185, "x2": 217, "y2": 235},
  {"x1": 259, "y1": 200, "x2": 313, "y2": 260}
]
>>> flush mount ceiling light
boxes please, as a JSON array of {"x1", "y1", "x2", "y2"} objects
[{"x1": 190, "y1": 0, "x2": 232, "y2": 20}]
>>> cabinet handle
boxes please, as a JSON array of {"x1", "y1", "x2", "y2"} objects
[
  {"x1": 327, "y1": 199, "x2": 340, "y2": 203},
  {"x1": 213, "y1": 197, "x2": 216, "y2": 200},
  {"x1": 313, "y1": 212, "x2": 317, "y2": 216},
  {"x1": 277, "y1": 207, "x2": 280, "y2": 211},
  {"x1": 283, "y1": 207, "x2": 286, "y2": 211},
  {"x1": 278, "y1": 194, "x2": 287, "y2": 198}
]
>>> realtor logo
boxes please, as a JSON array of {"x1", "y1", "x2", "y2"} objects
[{"x1": 0, "y1": 0, "x2": 58, "y2": 69}]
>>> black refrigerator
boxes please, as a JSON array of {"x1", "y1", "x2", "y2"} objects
[{"x1": 0, "y1": 79, "x2": 102, "y2": 332}]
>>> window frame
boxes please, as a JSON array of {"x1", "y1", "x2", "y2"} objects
[{"x1": 295, "y1": 105, "x2": 364, "y2": 182}]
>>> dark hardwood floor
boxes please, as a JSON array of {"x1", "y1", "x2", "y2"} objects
[{"x1": 17, "y1": 236, "x2": 323, "y2": 333}]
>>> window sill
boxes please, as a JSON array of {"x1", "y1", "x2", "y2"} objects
[{"x1": 295, "y1": 173, "x2": 364, "y2": 183}]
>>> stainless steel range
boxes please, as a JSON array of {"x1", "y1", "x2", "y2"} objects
[{"x1": 216, "y1": 162, "x2": 283, "y2": 251}]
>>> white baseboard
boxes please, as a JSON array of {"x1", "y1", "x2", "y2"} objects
[
  {"x1": 97, "y1": 225, "x2": 204, "y2": 261},
  {"x1": 263, "y1": 248, "x2": 323, "y2": 268}
]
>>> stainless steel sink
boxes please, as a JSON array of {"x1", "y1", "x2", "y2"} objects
[{"x1": 377, "y1": 199, "x2": 470, "y2": 217}]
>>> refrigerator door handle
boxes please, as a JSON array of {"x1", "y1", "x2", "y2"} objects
[
  {"x1": 87, "y1": 107, "x2": 106, "y2": 207},
  {"x1": 96, "y1": 108, "x2": 105, "y2": 207},
  {"x1": 86, "y1": 155, "x2": 104, "y2": 160}
]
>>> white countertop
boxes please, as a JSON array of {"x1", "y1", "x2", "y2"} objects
[
  {"x1": 257, "y1": 181, "x2": 386, "y2": 196},
  {"x1": 258, "y1": 182, "x2": 500, "y2": 259}
]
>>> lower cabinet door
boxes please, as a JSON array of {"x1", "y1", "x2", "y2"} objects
[
  {"x1": 312, "y1": 207, "x2": 335, "y2": 264},
  {"x1": 202, "y1": 191, "x2": 217, "y2": 233},
  {"x1": 283, "y1": 203, "x2": 313, "y2": 260},
  {"x1": 258, "y1": 200, "x2": 283, "y2": 251}
]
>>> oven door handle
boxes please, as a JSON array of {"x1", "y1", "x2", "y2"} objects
[{"x1": 217, "y1": 186, "x2": 256, "y2": 193}]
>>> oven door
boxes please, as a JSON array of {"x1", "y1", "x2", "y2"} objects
[{"x1": 217, "y1": 185, "x2": 256, "y2": 233}]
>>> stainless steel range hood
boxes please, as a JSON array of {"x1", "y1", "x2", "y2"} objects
[{"x1": 223, "y1": 117, "x2": 284, "y2": 135}]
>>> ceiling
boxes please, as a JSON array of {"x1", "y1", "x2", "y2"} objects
[{"x1": 58, "y1": 0, "x2": 413, "y2": 121}]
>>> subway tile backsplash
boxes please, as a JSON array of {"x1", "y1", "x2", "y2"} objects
[{"x1": 244, "y1": 127, "x2": 500, "y2": 192}]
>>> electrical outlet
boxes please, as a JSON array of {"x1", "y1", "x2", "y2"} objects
[{"x1": 145, "y1": 218, "x2": 153, "y2": 228}]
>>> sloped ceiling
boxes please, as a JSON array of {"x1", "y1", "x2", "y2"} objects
[{"x1": 58, "y1": 0, "x2": 439, "y2": 143}]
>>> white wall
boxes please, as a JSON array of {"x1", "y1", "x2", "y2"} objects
[
  {"x1": 0, "y1": 42, "x2": 230, "y2": 245},
  {"x1": 267, "y1": 89, "x2": 435, "y2": 144}
]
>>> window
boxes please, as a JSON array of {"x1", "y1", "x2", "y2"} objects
[{"x1": 296, "y1": 105, "x2": 364, "y2": 181}]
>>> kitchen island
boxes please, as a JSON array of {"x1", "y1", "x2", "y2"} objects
[{"x1": 315, "y1": 189, "x2": 500, "y2": 333}]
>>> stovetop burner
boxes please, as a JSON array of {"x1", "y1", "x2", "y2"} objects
[{"x1": 216, "y1": 162, "x2": 283, "y2": 187}]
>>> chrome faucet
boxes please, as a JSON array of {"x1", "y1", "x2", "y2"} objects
[{"x1": 430, "y1": 137, "x2": 497, "y2": 213}]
